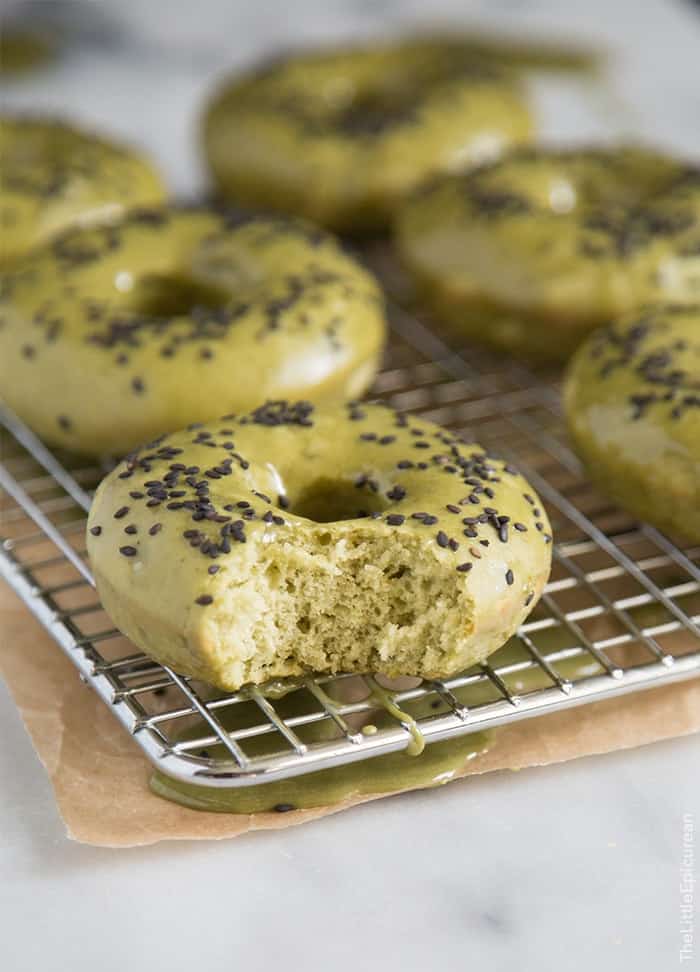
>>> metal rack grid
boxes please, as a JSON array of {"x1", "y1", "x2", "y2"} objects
[{"x1": 1, "y1": 245, "x2": 699, "y2": 788}]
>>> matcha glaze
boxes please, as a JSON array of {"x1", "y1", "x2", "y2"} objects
[{"x1": 151, "y1": 637, "x2": 601, "y2": 814}]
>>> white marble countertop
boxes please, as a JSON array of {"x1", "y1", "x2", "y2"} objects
[{"x1": 1, "y1": 2, "x2": 699, "y2": 970}]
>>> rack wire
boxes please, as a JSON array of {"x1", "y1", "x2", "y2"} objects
[{"x1": 1, "y1": 244, "x2": 699, "y2": 788}]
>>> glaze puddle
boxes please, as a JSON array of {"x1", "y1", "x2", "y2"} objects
[{"x1": 150, "y1": 629, "x2": 602, "y2": 814}]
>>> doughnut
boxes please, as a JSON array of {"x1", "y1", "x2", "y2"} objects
[
  {"x1": 0, "y1": 208, "x2": 386, "y2": 456},
  {"x1": 0, "y1": 116, "x2": 166, "y2": 264},
  {"x1": 396, "y1": 146, "x2": 700, "y2": 361},
  {"x1": 564, "y1": 305, "x2": 700, "y2": 541},
  {"x1": 87, "y1": 401, "x2": 552, "y2": 691},
  {"x1": 202, "y1": 38, "x2": 533, "y2": 233}
]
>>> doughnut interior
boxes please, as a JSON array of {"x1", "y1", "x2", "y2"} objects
[{"x1": 87, "y1": 402, "x2": 552, "y2": 691}]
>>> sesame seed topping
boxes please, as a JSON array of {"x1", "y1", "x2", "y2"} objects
[
  {"x1": 386, "y1": 514, "x2": 405, "y2": 526},
  {"x1": 195, "y1": 594, "x2": 213, "y2": 605},
  {"x1": 89, "y1": 526, "x2": 102, "y2": 536},
  {"x1": 505, "y1": 569, "x2": 514, "y2": 586},
  {"x1": 119, "y1": 545, "x2": 137, "y2": 557},
  {"x1": 456, "y1": 562, "x2": 473, "y2": 573},
  {"x1": 387, "y1": 485, "x2": 406, "y2": 501}
]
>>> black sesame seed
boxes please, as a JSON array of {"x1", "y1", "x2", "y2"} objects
[
  {"x1": 195, "y1": 594, "x2": 214, "y2": 606},
  {"x1": 456, "y1": 562, "x2": 473, "y2": 573},
  {"x1": 124, "y1": 525, "x2": 138, "y2": 535},
  {"x1": 387, "y1": 485, "x2": 406, "y2": 501},
  {"x1": 89, "y1": 526, "x2": 102, "y2": 536},
  {"x1": 114, "y1": 506, "x2": 129, "y2": 519},
  {"x1": 505, "y1": 569, "x2": 514, "y2": 586},
  {"x1": 386, "y1": 514, "x2": 405, "y2": 526},
  {"x1": 514, "y1": 522, "x2": 527, "y2": 532},
  {"x1": 119, "y1": 545, "x2": 137, "y2": 557},
  {"x1": 149, "y1": 523, "x2": 162, "y2": 536},
  {"x1": 273, "y1": 803, "x2": 296, "y2": 813},
  {"x1": 208, "y1": 565, "x2": 220, "y2": 574},
  {"x1": 436, "y1": 531, "x2": 449, "y2": 548}
]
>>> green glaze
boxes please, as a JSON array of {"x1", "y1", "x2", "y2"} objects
[
  {"x1": 149, "y1": 629, "x2": 602, "y2": 815},
  {"x1": 396, "y1": 146, "x2": 700, "y2": 361},
  {"x1": 564, "y1": 305, "x2": 700, "y2": 541},
  {"x1": 0, "y1": 116, "x2": 165, "y2": 264},
  {"x1": 151, "y1": 730, "x2": 492, "y2": 814},
  {"x1": 87, "y1": 402, "x2": 552, "y2": 691},
  {"x1": 0, "y1": 209, "x2": 386, "y2": 455},
  {"x1": 203, "y1": 38, "x2": 534, "y2": 233}
]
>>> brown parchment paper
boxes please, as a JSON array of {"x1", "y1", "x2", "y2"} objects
[{"x1": 1, "y1": 582, "x2": 699, "y2": 848}]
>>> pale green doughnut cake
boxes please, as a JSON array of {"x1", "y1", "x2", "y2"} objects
[
  {"x1": 564, "y1": 305, "x2": 700, "y2": 541},
  {"x1": 0, "y1": 208, "x2": 386, "y2": 456},
  {"x1": 87, "y1": 402, "x2": 552, "y2": 691},
  {"x1": 0, "y1": 116, "x2": 165, "y2": 264},
  {"x1": 396, "y1": 146, "x2": 700, "y2": 361},
  {"x1": 202, "y1": 38, "x2": 534, "y2": 233}
]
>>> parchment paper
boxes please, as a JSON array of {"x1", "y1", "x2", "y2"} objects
[{"x1": 1, "y1": 582, "x2": 699, "y2": 847}]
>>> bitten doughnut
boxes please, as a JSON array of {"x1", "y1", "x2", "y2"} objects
[
  {"x1": 202, "y1": 38, "x2": 533, "y2": 233},
  {"x1": 396, "y1": 146, "x2": 700, "y2": 361},
  {"x1": 0, "y1": 208, "x2": 386, "y2": 456},
  {"x1": 564, "y1": 305, "x2": 700, "y2": 541},
  {"x1": 87, "y1": 401, "x2": 552, "y2": 691},
  {"x1": 0, "y1": 116, "x2": 165, "y2": 264}
]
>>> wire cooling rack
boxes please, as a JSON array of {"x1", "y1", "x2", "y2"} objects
[{"x1": 1, "y1": 244, "x2": 699, "y2": 788}]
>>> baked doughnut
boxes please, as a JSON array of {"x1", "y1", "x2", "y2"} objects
[
  {"x1": 87, "y1": 401, "x2": 552, "y2": 691},
  {"x1": 0, "y1": 116, "x2": 166, "y2": 264},
  {"x1": 396, "y1": 146, "x2": 700, "y2": 361},
  {"x1": 564, "y1": 305, "x2": 700, "y2": 541},
  {"x1": 0, "y1": 208, "x2": 386, "y2": 456},
  {"x1": 202, "y1": 38, "x2": 533, "y2": 233}
]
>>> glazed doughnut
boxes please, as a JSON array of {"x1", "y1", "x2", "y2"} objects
[
  {"x1": 87, "y1": 401, "x2": 552, "y2": 691},
  {"x1": 396, "y1": 146, "x2": 700, "y2": 361},
  {"x1": 202, "y1": 38, "x2": 533, "y2": 233},
  {"x1": 564, "y1": 305, "x2": 700, "y2": 541},
  {"x1": 0, "y1": 208, "x2": 386, "y2": 456},
  {"x1": 0, "y1": 116, "x2": 165, "y2": 264}
]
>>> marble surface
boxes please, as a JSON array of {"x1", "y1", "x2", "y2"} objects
[{"x1": 1, "y1": 1, "x2": 699, "y2": 970}]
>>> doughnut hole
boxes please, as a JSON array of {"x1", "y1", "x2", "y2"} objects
[
  {"x1": 121, "y1": 272, "x2": 231, "y2": 319},
  {"x1": 204, "y1": 529, "x2": 475, "y2": 690},
  {"x1": 291, "y1": 476, "x2": 390, "y2": 522}
]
